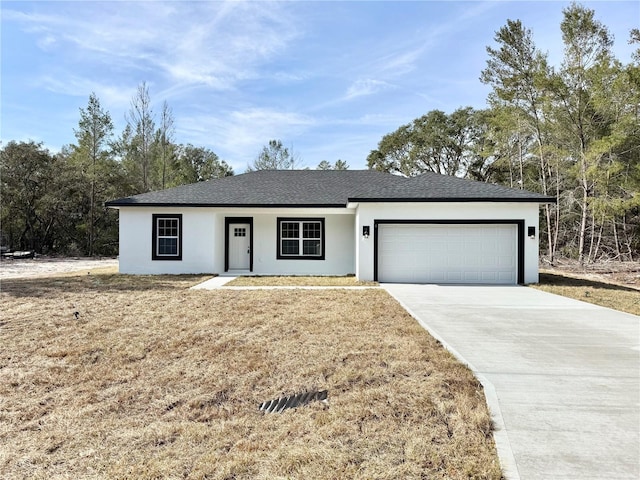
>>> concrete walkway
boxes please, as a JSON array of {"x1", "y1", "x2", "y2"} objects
[
  {"x1": 190, "y1": 276, "x2": 237, "y2": 289},
  {"x1": 382, "y1": 284, "x2": 640, "y2": 480}
]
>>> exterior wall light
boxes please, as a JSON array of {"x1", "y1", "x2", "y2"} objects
[
  {"x1": 362, "y1": 225, "x2": 370, "y2": 239},
  {"x1": 528, "y1": 226, "x2": 536, "y2": 239}
]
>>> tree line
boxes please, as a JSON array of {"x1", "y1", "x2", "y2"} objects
[
  {"x1": 246, "y1": 139, "x2": 348, "y2": 171},
  {"x1": 2, "y1": 3, "x2": 637, "y2": 263},
  {"x1": 368, "y1": 4, "x2": 639, "y2": 264},
  {"x1": 0, "y1": 85, "x2": 349, "y2": 256},
  {"x1": 1, "y1": 83, "x2": 234, "y2": 256}
]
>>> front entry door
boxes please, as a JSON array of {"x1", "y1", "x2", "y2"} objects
[{"x1": 229, "y1": 223, "x2": 250, "y2": 270}]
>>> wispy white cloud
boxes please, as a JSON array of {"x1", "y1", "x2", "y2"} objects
[
  {"x1": 5, "y1": 1, "x2": 301, "y2": 91},
  {"x1": 375, "y1": 48, "x2": 425, "y2": 76},
  {"x1": 4, "y1": 0, "x2": 636, "y2": 172},
  {"x1": 36, "y1": 33, "x2": 57, "y2": 51},
  {"x1": 38, "y1": 75, "x2": 136, "y2": 109},
  {"x1": 348, "y1": 113, "x2": 405, "y2": 126},
  {"x1": 270, "y1": 71, "x2": 309, "y2": 83},
  {"x1": 178, "y1": 107, "x2": 316, "y2": 170},
  {"x1": 331, "y1": 2, "x2": 501, "y2": 108},
  {"x1": 345, "y1": 79, "x2": 395, "y2": 100},
  {"x1": 178, "y1": 106, "x2": 406, "y2": 171}
]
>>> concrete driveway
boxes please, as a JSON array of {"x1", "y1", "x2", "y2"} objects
[{"x1": 382, "y1": 284, "x2": 640, "y2": 480}]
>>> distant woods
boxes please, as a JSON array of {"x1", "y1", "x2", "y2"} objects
[
  {"x1": 368, "y1": 5, "x2": 639, "y2": 263},
  {"x1": 0, "y1": 82, "x2": 342, "y2": 256},
  {"x1": 2, "y1": 3, "x2": 637, "y2": 262},
  {"x1": 1, "y1": 85, "x2": 233, "y2": 256}
]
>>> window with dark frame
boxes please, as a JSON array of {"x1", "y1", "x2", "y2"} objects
[
  {"x1": 152, "y1": 214, "x2": 182, "y2": 260},
  {"x1": 277, "y1": 218, "x2": 325, "y2": 260}
]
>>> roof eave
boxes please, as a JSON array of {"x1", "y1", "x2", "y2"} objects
[
  {"x1": 349, "y1": 197, "x2": 557, "y2": 204},
  {"x1": 104, "y1": 202, "x2": 349, "y2": 208}
]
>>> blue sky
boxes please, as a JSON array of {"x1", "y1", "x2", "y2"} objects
[{"x1": 2, "y1": 1, "x2": 638, "y2": 172}]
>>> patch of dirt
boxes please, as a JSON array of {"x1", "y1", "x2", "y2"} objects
[
  {"x1": 540, "y1": 258, "x2": 640, "y2": 290},
  {"x1": 0, "y1": 256, "x2": 119, "y2": 280}
]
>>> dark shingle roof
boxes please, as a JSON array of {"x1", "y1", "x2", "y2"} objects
[
  {"x1": 351, "y1": 171, "x2": 556, "y2": 202},
  {"x1": 105, "y1": 170, "x2": 555, "y2": 207}
]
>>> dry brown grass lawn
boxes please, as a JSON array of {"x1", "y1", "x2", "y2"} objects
[
  {"x1": 225, "y1": 275, "x2": 378, "y2": 287},
  {"x1": 532, "y1": 271, "x2": 640, "y2": 316},
  {"x1": 0, "y1": 272, "x2": 501, "y2": 479}
]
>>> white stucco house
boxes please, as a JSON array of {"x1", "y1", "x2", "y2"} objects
[{"x1": 105, "y1": 170, "x2": 555, "y2": 284}]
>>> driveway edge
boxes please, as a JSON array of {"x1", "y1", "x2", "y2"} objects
[{"x1": 382, "y1": 286, "x2": 521, "y2": 480}]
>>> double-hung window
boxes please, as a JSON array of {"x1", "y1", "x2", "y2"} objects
[
  {"x1": 152, "y1": 214, "x2": 182, "y2": 260},
  {"x1": 277, "y1": 218, "x2": 325, "y2": 260}
]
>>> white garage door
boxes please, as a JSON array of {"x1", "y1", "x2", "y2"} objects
[{"x1": 378, "y1": 223, "x2": 518, "y2": 284}]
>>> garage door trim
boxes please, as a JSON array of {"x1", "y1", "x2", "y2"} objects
[{"x1": 373, "y1": 219, "x2": 525, "y2": 284}]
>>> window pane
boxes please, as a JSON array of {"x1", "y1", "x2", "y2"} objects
[
  {"x1": 153, "y1": 214, "x2": 181, "y2": 260},
  {"x1": 158, "y1": 218, "x2": 178, "y2": 236},
  {"x1": 281, "y1": 239, "x2": 299, "y2": 255},
  {"x1": 278, "y1": 219, "x2": 323, "y2": 257},
  {"x1": 303, "y1": 222, "x2": 321, "y2": 238},
  {"x1": 281, "y1": 222, "x2": 299, "y2": 239},
  {"x1": 158, "y1": 237, "x2": 178, "y2": 255},
  {"x1": 303, "y1": 240, "x2": 321, "y2": 255}
]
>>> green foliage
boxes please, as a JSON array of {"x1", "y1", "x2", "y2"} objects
[
  {"x1": 71, "y1": 92, "x2": 116, "y2": 255},
  {"x1": 124, "y1": 82, "x2": 156, "y2": 192},
  {"x1": 1, "y1": 141, "x2": 84, "y2": 253},
  {"x1": 3, "y1": 3, "x2": 637, "y2": 262},
  {"x1": 1, "y1": 87, "x2": 232, "y2": 256},
  {"x1": 334, "y1": 159, "x2": 349, "y2": 170},
  {"x1": 478, "y1": 2, "x2": 638, "y2": 262},
  {"x1": 369, "y1": 2, "x2": 638, "y2": 262},
  {"x1": 367, "y1": 107, "x2": 487, "y2": 178},
  {"x1": 155, "y1": 100, "x2": 176, "y2": 190},
  {"x1": 170, "y1": 144, "x2": 233, "y2": 185},
  {"x1": 480, "y1": 19, "x2": 550, "y2": 108},
  {"x1": 247, "y1": 139, "x2": 300, "y2": 171},
  {"x1": 317, "y1": 159, "x2": 349, "y2": 170}
]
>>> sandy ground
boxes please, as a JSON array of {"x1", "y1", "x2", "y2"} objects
[
  {"x1": 1, "y1": 255, "x2": 637, "y2": 288},
  {"x1": 0, "y1": 256, "x2": 119, "y2": 280},
  {"x1": 541, "y1": 259, "x2": 640, "y2": 289}
]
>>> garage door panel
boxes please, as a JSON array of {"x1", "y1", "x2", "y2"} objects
[
  {"x1": 378, "y1": 224, "x2": 518, "y2": 284},
  {"x1": 498, "y1": 271, "x2": 515, "y2": 282},
  {"x1": 498, "y1": 255, "x2": 515, "y2": 267}
]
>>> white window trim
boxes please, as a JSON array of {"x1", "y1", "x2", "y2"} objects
[{"x1": 152, "y1": 214, "x2": 182, "y2": 261}]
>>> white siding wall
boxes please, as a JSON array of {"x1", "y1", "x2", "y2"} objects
[
  {"x1": 118, "y1": 207, "x2": 355, "y2": 275},
  {"x1": 355, "y1": 202, "x2": 541, "y2": 283},
  {"x1": 118, "y1": 207, "x2": 217, "y2": 274}
]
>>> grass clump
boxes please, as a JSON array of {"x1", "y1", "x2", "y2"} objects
[{"x1": 0, "y1": 272, "x2": 501, "y2": 479}]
